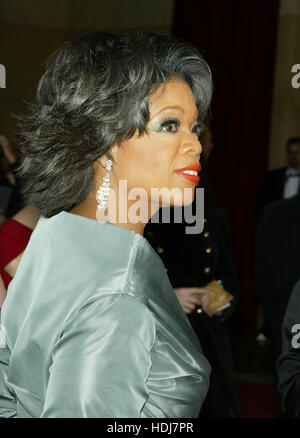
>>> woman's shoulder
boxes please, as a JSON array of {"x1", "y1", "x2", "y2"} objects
[
  {"x1": 13, "y1": 211, "x2": 168, "y2": 307},
  {"x1": 63, "y1": 292, "x2": 157, "y2": 346}
]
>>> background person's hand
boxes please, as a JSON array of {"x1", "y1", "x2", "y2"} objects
[
  {"x1": 205, "y1": 282, "x2": 234, "y2": 317},
  {"x1": 174, "y1": 287, "x2": 210, "y2": 314},
  {"x1": 0, "y1": 135, "x2": 16, "y2": 164},
  {"x1": 174, "y1": 286, "x2": 234, "y2": 317}
]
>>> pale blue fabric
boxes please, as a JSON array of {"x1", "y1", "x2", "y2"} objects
[{"x1": 0, "y1": 211, "x2": 210, "y2": 418}]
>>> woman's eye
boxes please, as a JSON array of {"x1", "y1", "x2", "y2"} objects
[
  {"x1": 160, "y1": 120, "x2": 179, "y2": 133},
  {"x1": 192, "y1": 123, "x2": 204, "y2": 138}
]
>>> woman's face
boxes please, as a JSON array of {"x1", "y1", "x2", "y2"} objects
[{"x1": 107, "y1": 78, "x2": 203, "y2": 213}]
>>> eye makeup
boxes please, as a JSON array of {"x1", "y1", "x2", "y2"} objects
[
  {"x1": 158, "y1": 118, "x2": 180, "y2": 133},
  {"x1": 154, "y1": 117, "x2": 205, "y2": 139}
]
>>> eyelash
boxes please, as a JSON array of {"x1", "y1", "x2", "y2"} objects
[{"x1": 159, "y1": 119, "x2": 204, "y2": 138}]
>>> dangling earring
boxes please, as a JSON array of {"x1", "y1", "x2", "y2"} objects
[{"x1": 96, "y1": 159, "x2": 112, "y2": 211}]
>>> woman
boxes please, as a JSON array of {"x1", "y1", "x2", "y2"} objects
[{"x1": 0, "y1": 31, "x2": 212, "y2": 418}]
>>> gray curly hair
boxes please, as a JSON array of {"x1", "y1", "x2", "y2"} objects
[{"x1": 16, "y1": 30, "x2": 212, "y2": 218}]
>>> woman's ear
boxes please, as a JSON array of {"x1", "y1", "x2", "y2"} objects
[
  {"x1": 99, "y1": 144, "x2": 118, "y2": 168},
  {"x1": 96, "y1": 155, "x2": 108, "y2": 169},
  {"x1": 108, "y1": 143, "x2": 119, "y2": 162}
]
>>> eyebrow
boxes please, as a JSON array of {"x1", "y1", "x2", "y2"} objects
[{"x1": 152, "y1": 105, "x2": 199, "y2": 120}]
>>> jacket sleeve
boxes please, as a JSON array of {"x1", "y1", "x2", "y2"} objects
[
  {"x1": 0, "y1": 311, "x2": 17, "y2": 418},
  {"x1": 40, "y1": 294, "x2": 156, "y2": 418},
  {"x1": 277, "y1": 279, "x2": 300, "y2": 417}
]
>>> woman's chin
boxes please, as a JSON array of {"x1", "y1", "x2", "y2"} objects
[
  {"x1": 176, "y1": 187, "x2": 195, "y2": 207},
  {"x1": 152, "y1": 186, "x2": 195, "y2": 209},
  {"x1": 167, "y1": 193, "x2": 195, "y2": 208}
]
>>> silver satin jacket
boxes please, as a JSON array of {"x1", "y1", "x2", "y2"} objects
[{"x1": 0, "y1": 211, "x2": 210, "y2": 418}]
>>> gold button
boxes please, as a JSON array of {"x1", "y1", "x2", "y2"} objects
[
  {"x1": 205, "y1": 247, "x2": 212, "y2": 254},
  {"x1": 204, "y1": 267, "x2": 211, "y2": 274},
  {"x1": 157, "y1": 247, "x2": 164, "y2": 254},
  {"x1": 203, "y1": 231, "x2": 210, "y2": 238},
  {"x1": 197, "y1": 308, "x2": 203, "y2": 314},
  {"x1": 165, "y1": 268, "x2": 168, "y2": 272},
  {"x1": 146, "y1": 231, "x2": 154, "y2": 237},
  {"x1": 203, "y1": 218, "x2": 207, "y2": 223}
]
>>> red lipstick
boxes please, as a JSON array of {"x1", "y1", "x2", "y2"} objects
[{"x1": 174, "y1": 163, "x2": 201, "y2": 185}]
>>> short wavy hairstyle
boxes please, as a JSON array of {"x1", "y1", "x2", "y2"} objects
[{"x1": 16, "y1": 30, "x2": 213, "y2": 218}]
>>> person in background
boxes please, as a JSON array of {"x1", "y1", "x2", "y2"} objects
[
  {"x1": 254, "y1": 193, "x2": 300, "y2": 416},
  {"x1": 256, "y1": 137, "x2": 300, "y2": 346},
  {"x1": 259, "y1": 137, "x2": 300, "y2": 211},
  {"x1": 0, "y1": 214, "x2": 6, "y2": 226},
  {"x1": 0, "y1": 135, "x2": 16, "y2": 186},
  {"x1": 0, "y1": 136, "x2": 36, "y2": 309},
  {"x1": 0, "y1": 134, "x2": 24, "y2": 218},
  {"x1": 0, "y1": 136, "x2": 14, "y2": 220},
  {"x1": 0, "y1": 204, "x2": 40, "y2": 308},
  {"x1": 277, "y1": 278, "x2": 300, "y2": 417}
]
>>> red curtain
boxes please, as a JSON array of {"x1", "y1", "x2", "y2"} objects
[{"x1": 172, "y1": 0, "x2": 280, "y2": 327}]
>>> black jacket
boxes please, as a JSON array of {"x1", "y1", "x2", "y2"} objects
[
  {"x1": 254, "y1": 194, "x2": 300, "y2": 311},
  {"x1": 145, "y1": 207, "x2": 240, "y2": 316},
  {"x1": 259, "y1": 167, "x2": 287, "y2": 211}
]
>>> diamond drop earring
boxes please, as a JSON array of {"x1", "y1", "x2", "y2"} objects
[{"x1": 96, "y1": 159, "x2": 112, "y2": 211}]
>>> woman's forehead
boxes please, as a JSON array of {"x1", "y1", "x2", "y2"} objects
[{"x1": 149, "y1": 79, "x2": 198, "y2": 119}]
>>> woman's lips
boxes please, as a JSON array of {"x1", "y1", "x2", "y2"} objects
[{"x1": 174, "y1": 163, "x2": 201, "y2": 185}]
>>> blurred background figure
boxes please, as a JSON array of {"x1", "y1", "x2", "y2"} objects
[
  {"x1": 254, "y1": 193, "x2": 300, "y2": 416},
  {"x1": 0, "y1": 135, "x2": 14, "y2": 221},
  {"x1": 0, "y1": 135, "x2": 25, "y2": 219},
  {"x1": 0, "y1": 204, "x2": 40, "y2": 308},
  {"x1": 259, "y1": 137, "x2": 300, "y2": 211},
  {"x1": 277, "y1": 278, "x2": 300, "y2": 418},
  {"x1": 145, "y1": 124, "x2": 241, "y2": 417},
  {"x1": 255, "y1": 138, "x2": 300, "y2": 349},
  {"x1": 0, "y1": 135, "x2": 16, "y2": 185}
]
